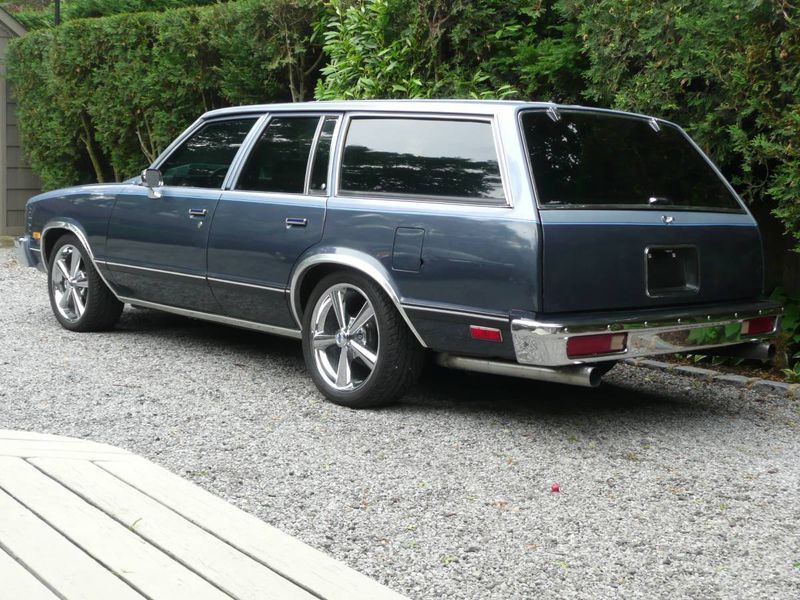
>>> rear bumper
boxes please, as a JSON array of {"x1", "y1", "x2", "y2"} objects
[
  {"x1": 14, "y1": 236, "x2": 44, "y2": 271},
  {"x1": 511, "y1": 301, "x2": 783, "y2": 367}
]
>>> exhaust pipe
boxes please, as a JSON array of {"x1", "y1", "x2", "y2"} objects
[
  {"x1": 701, "y1": 342, "x2": 776, "y2": 362},
  {"x1": 435, "y1": 353, "x2": 605, "y2": 388}
]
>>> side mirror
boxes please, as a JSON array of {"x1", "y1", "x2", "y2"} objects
[{"x1": 141, "y1": 168, "x2": 163, "y2": 198}]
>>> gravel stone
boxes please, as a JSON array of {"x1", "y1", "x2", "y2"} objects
[
  {"x1": 712, "y1": 374, "x2": 757, "y2": 387},
  {"x1": 671, "y1": 365, "x2": 718, "y2": 379},
  {"x1": 1, "y1": 246, "x2": 800, "y2": 599},
  {"x1": 628, "y1": 358, "x2": 673, "y2": 371}
]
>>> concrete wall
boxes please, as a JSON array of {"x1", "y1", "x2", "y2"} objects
[{"x1": 0, "y1": 22, "x2": 42, "y2": 236}]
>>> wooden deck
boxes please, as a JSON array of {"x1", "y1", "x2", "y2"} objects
[{"x1": 0, "y1": 430, "x2": 408, "y2": 600}]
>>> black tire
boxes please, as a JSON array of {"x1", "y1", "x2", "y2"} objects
[
  {"x1": 301, "y1": 271, "x2": 424, "y2": 408},
  {"x1": 47, "y1": 233, "x2": 123, "y2": 332}
]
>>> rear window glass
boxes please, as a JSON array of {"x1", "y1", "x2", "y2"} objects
[
  {"x1": 520, "y1": 111, "x2": 742, "y2": 212},
  {"x1": 340, "y1": 118, "x2": 505, "y2": 203}
]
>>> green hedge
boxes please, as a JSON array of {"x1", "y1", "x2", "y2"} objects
[
  {"x1": 8, "y1": 0, "x2": 800, "y2": 254},
  {"x1": 317, "y1": 0, "x2": 800, "y2": 250},
  {"x1": 9, "y1": 1, "x2": 230, "y2": 30},
  {"x1": 7, "y1": 0, "x2": 322, "y2": 187}
]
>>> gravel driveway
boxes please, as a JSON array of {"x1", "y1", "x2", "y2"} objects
[{"x1": 1, "y1": 245, "x2": 799, "y2": 599}]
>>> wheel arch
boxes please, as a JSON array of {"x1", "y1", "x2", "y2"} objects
[
  {"x1": 40, "y1": 219, "x2": 119, "y2": 298},
  {"x1": 289, "y1": 250, "x2": 428, "y2": 348}
]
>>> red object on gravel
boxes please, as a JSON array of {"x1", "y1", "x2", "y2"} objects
[{"x1": 551, "y1": 483, "x2": 560, "y2": 493}]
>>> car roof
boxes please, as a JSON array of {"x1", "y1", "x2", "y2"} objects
[{"x1": 201, "y1": 99, "x2": 664, "y2": 123}]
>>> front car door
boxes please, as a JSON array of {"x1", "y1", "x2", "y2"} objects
[
  {"x1": 206, "y1": 113, "x2": 338, "y2": 327},
  {"x1": 104, "y1": 117, "x2": 258, "y2": 312}
]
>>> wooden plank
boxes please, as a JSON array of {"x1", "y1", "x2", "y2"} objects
[
  {"x1": 0, "y1": 483, "x2": 144, "y2": 600},
  {"x1": 99, "y1": 459, "x2": 409, "y2": 600},
  {"x1": 0, "y1": 457, "x2": 232, "y2": 600},
  {"x1": 0, "y1": 430, "x2": 93, "y2": 443},
  {"x1": 0, "y1": 439, "x2": 128, "y2": 454},
  {"x1": 33, "y1": 457, "x2": 315, "y2": 600},
  {"x1": 0, "y1": 547, "x2": 61, "y2": 600}
]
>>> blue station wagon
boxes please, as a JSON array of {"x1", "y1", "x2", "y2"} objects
[{"x1": 15, "y1": 100, "x2": 782, "y2": 407}]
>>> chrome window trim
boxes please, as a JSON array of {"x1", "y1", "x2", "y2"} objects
[
  {"x1": 303, "y1": 116, "x2": 325, "y2": 195},
  {"x1": 117, "y1": 296, "x2": 301, "y2": 339},
  {"x1": 334, "y1": 111, "x2": 513, "y2": 208},
  {"x1": 228, "y1": 112, "x2": 343, "y2": 195},
  {"x1": 216, "y1": 188, "x2": 328, "y2": 207},
  {"x1": 308, "y1": 115, "x2": 342, "y2": 197}
]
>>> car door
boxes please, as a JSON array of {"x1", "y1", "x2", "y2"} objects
[
  {"x1": 104, "y1": 117, "x2": 258, "y2": 312},
  {"x1": 206, "y1": 114, "x2": 338, "y2": 328}
]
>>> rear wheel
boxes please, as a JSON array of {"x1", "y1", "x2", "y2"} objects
[
  {"x1": 47, "y1": 234, "x2": 123, "y2": 332},
  {"x1": 301, "y1": 272, "x2": 424, "y2": 408}
]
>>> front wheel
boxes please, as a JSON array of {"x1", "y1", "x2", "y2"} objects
[
  {"x1": 47, "y1": 233, "x2": 123, "y2": 332},
  {"x1": 301, "y1": 272, "x2": 424, "y2": 408}
]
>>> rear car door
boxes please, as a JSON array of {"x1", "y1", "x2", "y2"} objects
[
  {"x1": 206, "y1": 114, "x2": 338, "y2": 327},
  {"x1": 105, "y1": 117, "x2": 258, "y2": 312},
  {"x1": 520, "y1": 109, "x2": 763, "y2": 314}
]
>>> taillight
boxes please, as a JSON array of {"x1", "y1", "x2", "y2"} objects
[
  {"x1": 566, "y1": 333, "x2": 627, "y2": 358},
  {"x1": 470, "y1": 325, "x2": 503, "y2": 342},
  {"x1": 741, "y1": 316, "x2": 776, "y2": 336}
]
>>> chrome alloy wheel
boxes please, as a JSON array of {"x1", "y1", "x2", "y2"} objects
[
  {"x1": 50, "y1": 244, "x2": 89, "y2": 322},
  {"x1": 310, "y1": 283, "x2": 379, "y2": 392}
]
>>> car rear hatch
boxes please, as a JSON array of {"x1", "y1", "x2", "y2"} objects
[{"x1": 520, "y1": 108, "x2": 763, "y2": 313}]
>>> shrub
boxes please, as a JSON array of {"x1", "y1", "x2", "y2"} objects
[{"x1": 7, "y1": 0, "x2": 322, "y2": 188}]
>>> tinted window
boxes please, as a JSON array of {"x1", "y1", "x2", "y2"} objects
[
  {"x1": 521, "y1": 111, "x2": 742, "y2": 211},
  {"x1": 236, "y1": 116, "x2": 320, "y2": 193},
  {"x1": 160, "y1": 118, "x2": 256, "y2": 188},
  {"x1": 340, "y1": 118, "x2": 505, "y2": 203},
  {"x1": 309, "y1": 116, "x2": 338, "y2": 194}
]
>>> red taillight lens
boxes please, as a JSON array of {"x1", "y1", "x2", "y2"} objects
[
  {"x1": 470, "y1": 325, "x2": 503, "y2": 342},
  {"x1": 566, "y1": 333, "x2": 627, "y2": 358},
  {"x1": 741, "y1": 316, "x2": 776, "y2": 336}
]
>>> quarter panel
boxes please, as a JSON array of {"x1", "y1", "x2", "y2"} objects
[
  {"x1": 322, "y1": 198, "x2": 539, "y2": 316},
  {"x1": 29, "y1": 185, "x2": 124, "y2": 259}
]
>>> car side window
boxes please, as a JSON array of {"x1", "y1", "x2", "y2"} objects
[
  {"x1": 159, "y1": 118, "x2": 257, "y2": 189},
  {"x1": 339, "y1": 117, "x2": 505, "y2": 203},
  {"x1": 236, "y1": 116, "x2": 321, "y2": 194}
]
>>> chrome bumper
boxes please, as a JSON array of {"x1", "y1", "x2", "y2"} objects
[
  {"x1": 14, "y1": 235, "x2": 43, "y2": 271},
  {"x1": 511, "y1": 304, "x2": 783, "y2": 367}
]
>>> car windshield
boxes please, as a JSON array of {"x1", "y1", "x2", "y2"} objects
[{"x1": 520, "y1": 110, "x2": 743, "y2": 212}]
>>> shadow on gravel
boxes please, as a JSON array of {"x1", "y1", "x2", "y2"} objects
[
  {"x1": 115, "y1": 307, "x2": 304, "y2": 358},
  {"x1": 404, "y1": 364, "x2": 684, "y2": 416},
  {"x1": 112, "y1": 308, "x2": 734, "y2": 422}
]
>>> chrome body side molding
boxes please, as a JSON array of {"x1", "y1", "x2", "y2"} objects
[
  {"x1": 402, "y1": 303, "x2": 509, "y2": 323},
  {"x1": 98, "y1": 260, "x2": 205, "y2": 280},
  {"x1": 118, "y1": 297, "x2": 302, "y2": 339},
  {"x1": 289, "y1": 251, "x2": 429, "y2": 348}
]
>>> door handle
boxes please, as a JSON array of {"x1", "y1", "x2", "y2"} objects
[
  {"x1": 188, "y1": 208, "x2": 208, "y2": 218},
  {"x1": 285, "y1": 217, "x2": 308, "y2": 228}
]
